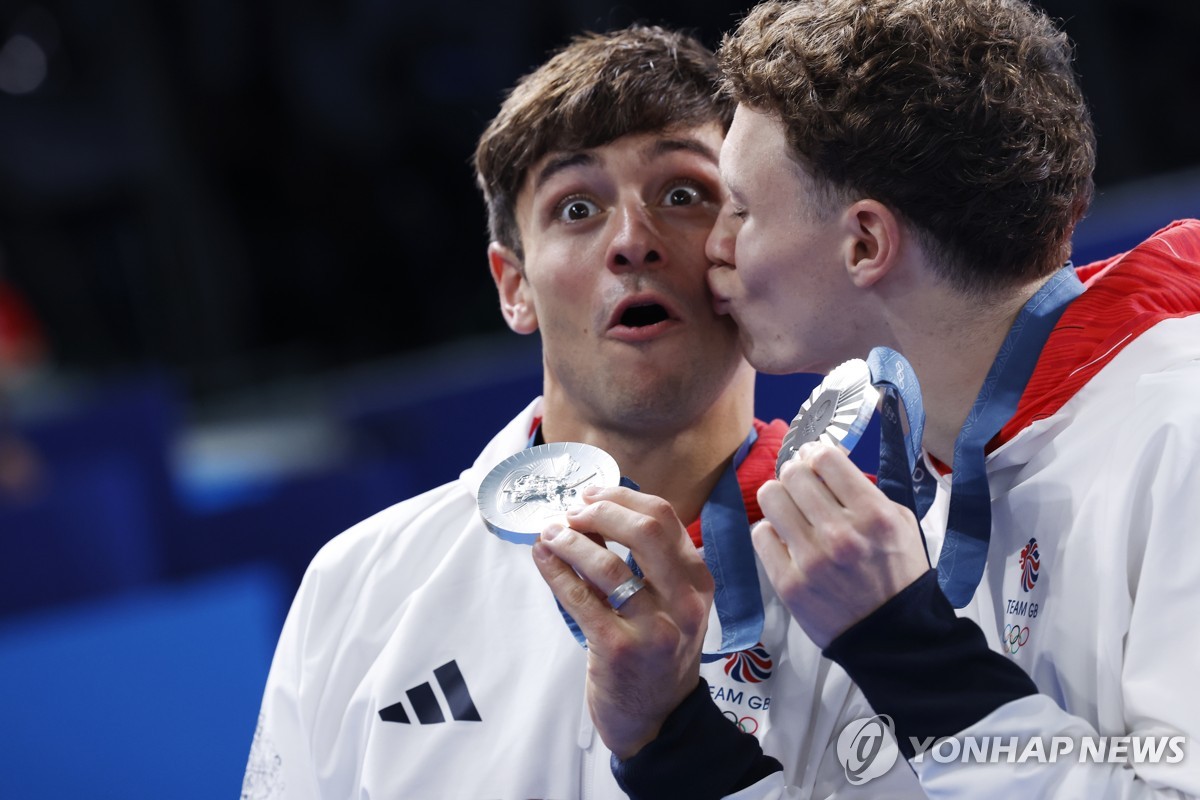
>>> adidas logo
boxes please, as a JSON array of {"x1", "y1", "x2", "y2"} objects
[{"x1": 379, "y1": 660, "x2": 481, "y2": 724}]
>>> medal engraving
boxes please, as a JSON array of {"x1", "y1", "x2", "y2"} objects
[
  {"x1": 479, "y1": 442, "x2": 621, "y2": 543},
  {"x1": 776, "y1": 358, "x2": 881, "y2": 477},
  {"x1": 797, "y1": 389, "x2": 838, "y2": 440}
]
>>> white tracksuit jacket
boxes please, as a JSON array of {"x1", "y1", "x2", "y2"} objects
[
  {"x1": 243, "y1": 402, "x2": 924, "y2": 799},
  {"x1": 625, "y1": 223, "x2": 1200, "y2": 799}
]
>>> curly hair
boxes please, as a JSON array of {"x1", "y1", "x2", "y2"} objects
[
  {"x1": 475, "y1": 26, "x2": 733, "y2": 260},
  {"x1": 719, "y1": 0, "x2": 1096, "y2": 294}
]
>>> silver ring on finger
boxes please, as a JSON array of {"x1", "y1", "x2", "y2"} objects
[{"x1": 607, "y1": 575, "x2": 646, "y2": 611}]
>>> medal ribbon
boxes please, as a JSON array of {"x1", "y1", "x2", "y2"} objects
[
  {"x1": 869, "y1": 265, "x2": 1083, "y2": 607},
  {"x1": 697, "y1": 430, "x2": 765, "y2": 662},
  {"x1": 867, "y1": 347, "x2": 936, "y2": 524}
]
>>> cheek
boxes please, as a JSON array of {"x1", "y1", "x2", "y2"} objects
[
  {"x1": 675, "y1": 236, "x2": 710, "y2": 272},
  {"x1": 530, "y1": 241, "x2": 595, "y2": 294},
  {"x1": 735, "y1": 240, "x2": 781, "y2": 298},
  {"x1": 741, "y1": 227, "x2": 806, "y2": 303},
  {"x1": 538, "y1": 282, "x2": 601, "y2": 338},
  {"x1": 678, "y1": 211, "x2": 720, "y2": 248}
]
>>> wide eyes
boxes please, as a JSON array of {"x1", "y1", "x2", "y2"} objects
[
  {"x1": 663, "y1": 183, "x2": 703, "y2": 207},
  {"x1": 552, "y1": 180, "x2": 708, "y2": 224},
  {"x1": 557, "y1": 198, "x2": 601, "y2": 222}
]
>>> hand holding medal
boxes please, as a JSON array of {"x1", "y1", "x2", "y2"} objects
[
  {"x1": 478, "y1": 441, "x2": 654, "y2": 614},
  {"x1": 758, "y1": 352, "x2": 930, "y2": 649}
]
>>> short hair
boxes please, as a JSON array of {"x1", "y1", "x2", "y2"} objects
[
  {"x1": 719, "y1": 0, "x2": 1096, "y2": 294},
  {"x1": 475, "y1": 26, "x2": 733, "y2": 259}
]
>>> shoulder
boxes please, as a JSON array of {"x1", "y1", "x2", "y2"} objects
[
  {"x1": 1001, "y1": 220, "x2": 1200, "y2": 443},
  {"x1": 285, "y1": 479, "x2": 480, "y2": 632},
  {"x1": 292, "y1": 397, "x2": 545, "y2": 628},
  {"x1": 307, "y1": 480, "x2": 472, "y2": 583},
  {"x1": 996, "y1": 315, "x2": 1200, "y2": 486}
]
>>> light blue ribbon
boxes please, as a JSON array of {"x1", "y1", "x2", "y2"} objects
[{"x1": 869, "y1": 265, "x2": 1083, "y2": 607}]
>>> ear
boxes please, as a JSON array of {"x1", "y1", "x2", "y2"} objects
[
  {"x1": 839, "y1": 200, "x2": 900, "y2": 289},
  {"x1": 489, "y1": 242, "x2": 538, "y2": 334}
]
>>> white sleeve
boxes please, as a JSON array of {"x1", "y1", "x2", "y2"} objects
[
  {"x1": 913, "y1": 694, "x2": 1196, "y2": 798},
  {"x1": 242, "y1": 568, "x2": 325, "y2": 800},
  {"x1": 240, "y1": 488, "x2": 450, "y2": 799}
]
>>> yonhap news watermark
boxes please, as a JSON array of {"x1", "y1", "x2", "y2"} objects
[{"x1": 836, "y1": 715, "x2": 1188, "y2": 785}]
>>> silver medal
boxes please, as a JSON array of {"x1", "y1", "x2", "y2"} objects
[
  {"x1": 478, "y1": 442, "x2": 621, "y2": 544},
  {"x1": 776, "y1": 358, "x2": 880, "y2": 477}
]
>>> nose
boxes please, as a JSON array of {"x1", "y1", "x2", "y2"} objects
[
  {"x1": 606, "y1": 203, "x2": 663, "y2": 271},
  {"x1": 705, "y1": 209, "x2": 735, "y2": 269}
]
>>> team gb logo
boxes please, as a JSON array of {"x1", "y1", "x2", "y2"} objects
[{"x1": 1019, "y1": 537, "x2": 1040, "y2": 593}]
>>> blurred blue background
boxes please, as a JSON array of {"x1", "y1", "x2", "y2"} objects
[{"x1": 0, "y1": 1, "x2": 1197, "y2": 796}]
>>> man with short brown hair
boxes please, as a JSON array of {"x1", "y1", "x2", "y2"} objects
[{"x1": 244, "y1": 24, "x2": 920, "y2": 799}]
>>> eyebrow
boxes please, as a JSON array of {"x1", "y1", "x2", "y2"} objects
[
  {"x1": 644, "y1": 136, "x2": 719, "y2": 166},
  {"x1": 532, "y1": 152, "x2": 598, "y2": 193},
  {"x1": 531, "y1": 134, "x2": 720, "y2": 194}
]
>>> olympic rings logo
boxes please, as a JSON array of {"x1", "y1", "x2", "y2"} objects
[
  {"x1": 722, "y1": 711, "x2": 760, "y2": 735},
  {"x1": 1003, "y1": 623, "x2": 1030, "y2": 654}
]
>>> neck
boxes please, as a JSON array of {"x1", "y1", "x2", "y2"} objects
[
  {"x1": 879, "y1": 275, "x2": 1049, "y2": 463},
  {"x1": 540, "y1": 363, "x2": 756, "y2": 526}
]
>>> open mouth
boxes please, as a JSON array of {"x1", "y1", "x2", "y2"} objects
[{"x1": 618, "y1": 303, "x2": 670, "y2": 328}]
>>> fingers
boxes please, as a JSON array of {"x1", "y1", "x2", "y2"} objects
[
  {"x1": 529, "y1": 487, "x2": 714, "y2": 762},
  {"x1": 783, "y1": 441, "x2": 879, "y2": 511},
  {"x1": 814, "y1": 443, "x2": 881, "y2": 506},
  {"x1": 530, "y1": 535, "x2": 609, "y2": 628},
  {"x1": 755, "y1": 442, "x2": 883, "y2": 595},
  {"x1": 532, "y1": 523, "x2": 649, "y2": 621},
  {"x1": 564, "y1": 486, "x2": 699, "y2": 590},
  {"x1": 752, "y1": 441, "x2": 933, "y2": 648},
  {"x1": 757, "y1": 477, "x2": 815, "y2": 545},
  {"x1": 567, "y1": 485, "x2": 683, "y2": 549},
  {"x1": 749, "y1": 519, "x2": 796, "y2": 595},
  {"x1": 763, "y1": 441, "x2": 896, "y2": 549}
]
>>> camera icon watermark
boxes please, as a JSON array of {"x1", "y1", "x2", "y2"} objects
[{"x1": 836, "y1": 714, "x2": 899, "y2": 785}]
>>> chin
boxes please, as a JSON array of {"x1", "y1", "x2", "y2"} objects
[
  {"x1": 747, "y1": 344, "x2": 829, "y2": 377},
  {"x1": 739, "y1": 337, "x2": 793, "y2": 376}
]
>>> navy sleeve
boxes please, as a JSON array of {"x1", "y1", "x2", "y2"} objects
[
  {"x1": 612, "y1": 678, "x2": 783, "y2": 799},
  {"x1": 823, "y1": 569, "x2": 1038, "y2": 758}
]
